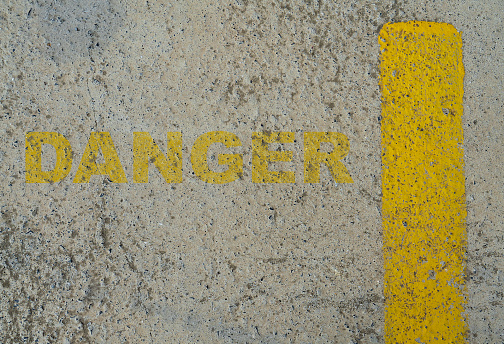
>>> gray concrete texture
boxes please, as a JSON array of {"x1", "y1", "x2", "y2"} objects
[{"x1": 0, "y1": 0, "x2": 502, "y2": 342}]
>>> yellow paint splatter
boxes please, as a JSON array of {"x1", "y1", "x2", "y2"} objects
[{"x1": 380, "y1": 21, "x2": 467, "y2": 343}]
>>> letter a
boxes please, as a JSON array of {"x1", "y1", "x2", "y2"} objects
[{"x1": 74, "y1": 132, "x2": 127, "y2": 183}]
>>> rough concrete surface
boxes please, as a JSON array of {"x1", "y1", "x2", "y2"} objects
[{"x1": 0, "y1": 0, "x2": 502, "y2": 343}]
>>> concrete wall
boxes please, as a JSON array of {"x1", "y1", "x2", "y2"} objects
[{"x1": 0, "y1": 0, "x2": 502, "y2": 342}]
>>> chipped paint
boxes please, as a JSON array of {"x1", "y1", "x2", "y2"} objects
[{"x1": 380, "y1": 21, "x2": 467, "y2": 343}]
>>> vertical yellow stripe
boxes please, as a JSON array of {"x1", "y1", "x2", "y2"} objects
[{"x1": 380, "y1": 22, "x2": 467, "y2": 343}]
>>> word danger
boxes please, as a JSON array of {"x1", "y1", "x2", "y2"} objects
[{"x1": 25, "y1": 131, "x2": 353, "y2": 184}]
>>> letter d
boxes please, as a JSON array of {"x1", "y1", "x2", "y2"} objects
[{"x1": 25, "y1": 132, "x2": 73, "y2": 183}]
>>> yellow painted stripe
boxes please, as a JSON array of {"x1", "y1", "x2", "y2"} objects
[{"x1": 379, "y1": 22, "x2": 467, "y2": 343}]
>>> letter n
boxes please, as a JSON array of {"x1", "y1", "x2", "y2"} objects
[{"x1": 133, "y1": 132, "x2": 182, "y2": 183}]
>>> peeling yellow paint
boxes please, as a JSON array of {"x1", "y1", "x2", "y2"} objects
[{"x1": 380, "y1": 21, "x2": 467, "y2": 343}]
